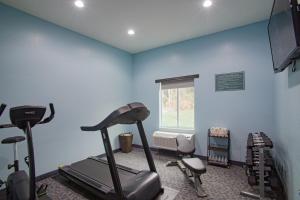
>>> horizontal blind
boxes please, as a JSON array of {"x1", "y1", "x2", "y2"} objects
[{"x1": 161, "y1": 79, "x2": 194, "y2": 89}]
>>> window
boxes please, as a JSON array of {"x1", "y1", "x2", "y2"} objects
[{"x1": 160, "y1": 79, "x2": 195, "y2": 130}]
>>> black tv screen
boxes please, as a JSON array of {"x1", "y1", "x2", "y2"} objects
[{"x1": 268, "y1": 0, "x2": 300, "y2": 73}]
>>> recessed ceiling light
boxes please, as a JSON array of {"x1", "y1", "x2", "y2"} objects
[
  {"x1": 74, "y1": 0, "x2": 84, "y2": 8},
  {"x1": 127, "y1": 29, "x2": 135, "y2": 36},
  {"x1": 203, "y1": 0, "x2": 212, "y2": 8}
]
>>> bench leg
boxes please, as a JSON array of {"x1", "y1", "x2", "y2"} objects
[
  {"x1": 185, "y1": 168, "x2": 193, "y2": 177},
  {"x1": 193, "y1": 172, "x2": 207, "y2": 197}
]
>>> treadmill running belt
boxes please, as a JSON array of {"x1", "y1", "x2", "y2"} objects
[{"x1": 69, "y1": 158, "x2": 139, "y2": 190}]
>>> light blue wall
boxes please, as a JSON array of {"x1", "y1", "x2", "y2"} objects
[
  {"x1": 132, "y1": 21, "x2": 275, "y2": 162},
  {"x1": 2, "y1": 3, "x2": 299, "y2": 199},
  {"x1": 0, "y1": 4, "x2": 132, "y2": 181},
  {"x1": 273, "y1": 63, "x2": 300, "y2": 200}
]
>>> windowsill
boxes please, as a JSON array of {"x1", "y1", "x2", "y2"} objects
[{"x1": 159, "y1": 127, "x2": 195, "y2": 134}]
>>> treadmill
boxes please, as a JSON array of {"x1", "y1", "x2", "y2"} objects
[{"x1": 59, "y1": 102, "x2": 164, "y2": 200}]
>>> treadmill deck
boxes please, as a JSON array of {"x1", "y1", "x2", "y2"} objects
[
  {"x1": 59, "y1": 157, "x2": 139, "y2": 193},
  {"x1": 59, "y1": 156, "x2": 163, "y2": 200}
]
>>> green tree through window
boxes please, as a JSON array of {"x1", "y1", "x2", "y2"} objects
[{"x1": 160, "y1": 86, "x2": 194, "y2": 129}]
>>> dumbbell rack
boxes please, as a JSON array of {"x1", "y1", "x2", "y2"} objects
[
  {"x1": 207, "y1": 128, "x2": 230, "y2": 167},
  {"x1": 241, "y1": 132, "x2": 280, "y2": 199}
]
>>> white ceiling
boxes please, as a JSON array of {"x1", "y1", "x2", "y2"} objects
[{"x1": 0, "y1": 0, "x2": 274, "y2": 53}]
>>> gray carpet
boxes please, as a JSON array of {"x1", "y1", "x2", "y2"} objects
[{"x1": 38, "y1": 148, "x2": 266, "y2": 200}]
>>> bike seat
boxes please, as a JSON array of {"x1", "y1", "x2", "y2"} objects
[{"x1": 2, "y1": 136, "x2": 25, "y2": 144}]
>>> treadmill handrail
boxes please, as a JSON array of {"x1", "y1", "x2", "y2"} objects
[{"x1": 81, "y1": 102, "x2": 149, "y2": 132}]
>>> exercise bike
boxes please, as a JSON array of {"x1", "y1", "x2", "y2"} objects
[
  {"x1": 0, "y1": 134, "x2": 48, "y2": 197},
  {"x1": 0, "y1": 103, "x2": 55, "y2": 200}
]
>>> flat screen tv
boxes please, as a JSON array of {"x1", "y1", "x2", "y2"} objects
[{"x1": 268, "y1": 0, "x2": 300, "y2": 73}]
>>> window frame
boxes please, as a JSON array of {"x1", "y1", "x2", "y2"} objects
[{"x1": 159, "y1": 84, "x2": 195, "y2": 133}]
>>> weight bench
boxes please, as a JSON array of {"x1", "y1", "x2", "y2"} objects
[
  {"x1": 182, "y1": 158, "x2": 207, "y2": 197},
  {"x1": 166, "y1": 135, "x2": 207, "y2": 197}
]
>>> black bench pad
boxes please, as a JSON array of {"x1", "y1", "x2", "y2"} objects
[
  {"x1": 2, "y1": 136, "x2": 25, "y2": 144},
  {"x1": 182, "y1": 158, "x2": 206, "y2": 174}
]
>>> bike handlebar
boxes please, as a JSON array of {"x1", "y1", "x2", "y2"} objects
[
  {"x1": 39, "y1": 103, "x2": 55, "y2": 124},
  {"x1": 0, "y1": 104, "x2": 6, "y2": 117},
  {"x1": 0, "y1": 103, "x2": 55, "y2": 129}
]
